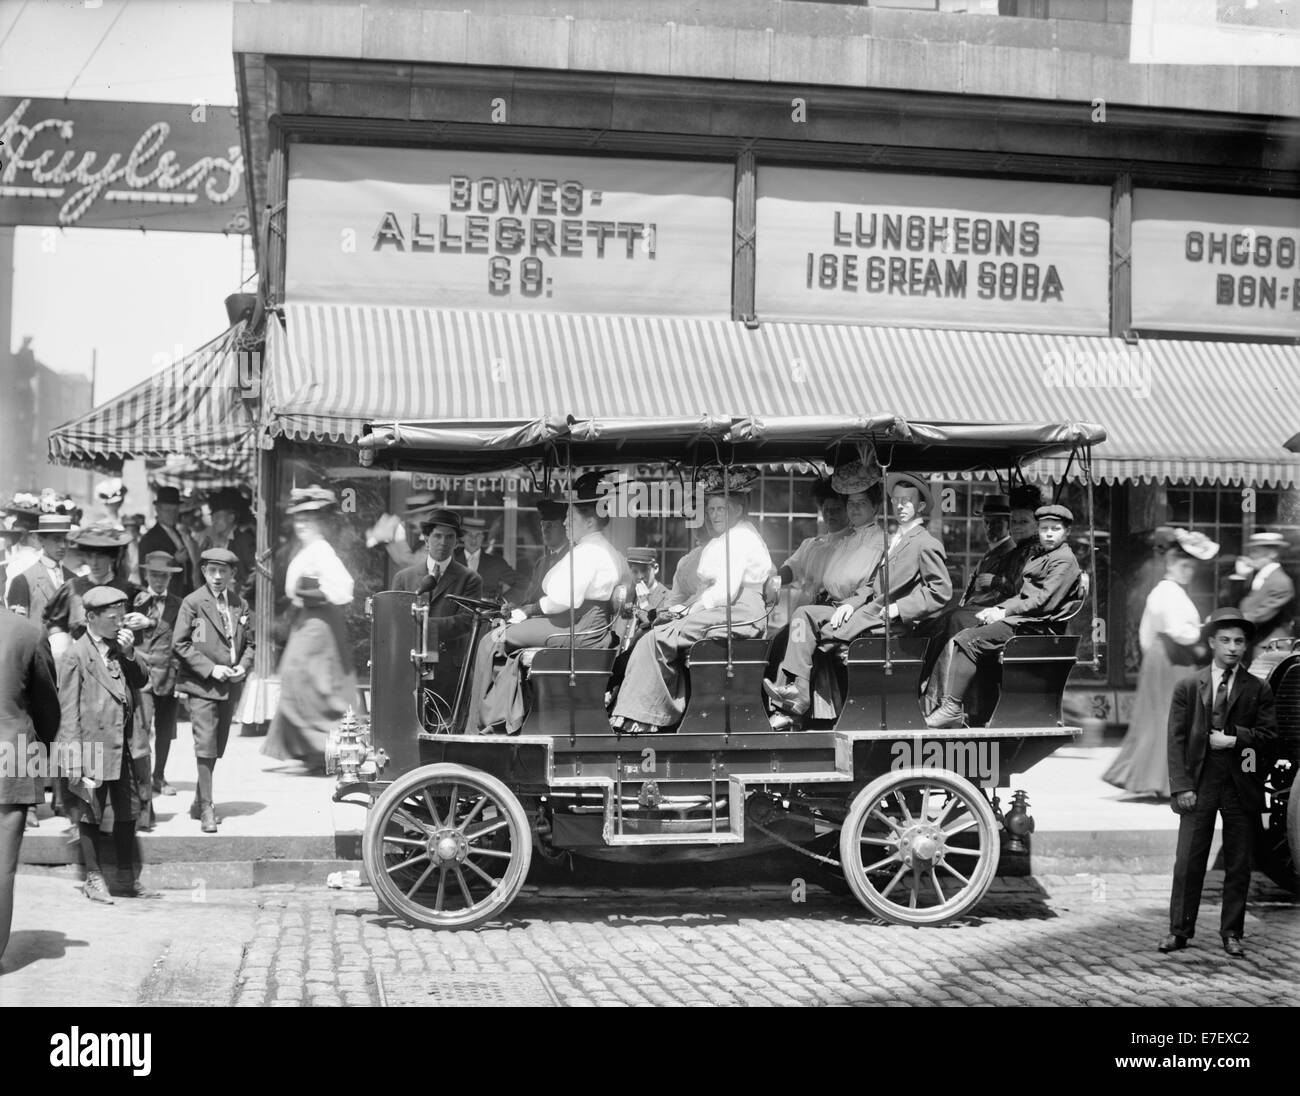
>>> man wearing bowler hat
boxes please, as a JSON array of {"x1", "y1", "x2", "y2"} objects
[
  {"x1": 57, "y1": 585, "x2": 158, "y2": 902},
  {"x1": 140, "y1": 485, "x2": 199, "y2": 597},
  {"x1": 1161, "y1": 608, "x2": 1276, "y2": 958},
  {"x1": 202, "y1": 488, "x2": 257, "y2": 604},
  {"x1": 133, "y1": 552, "x2": 184, "y2": 808},
  {"x1": 927, "y1": 502, "x2": 1084, "y2": 729},
  {"x1": 392, "y1": 508, "x2": 484, "y2": 611},
  {"x1": 520, "y1": 498, "x2": 570, "y2": 606},
  {"x1": 1225, "y1": 531, "x2": 1295, "y2": 680},
  {"x1": 456, "y1": 516, "x2": 524, "y2": 603},
  {"x1": 173, "y1": 547, "x2": 254, "y2": 833},
  {"x1": 6, "y1": 513, "x2": 76, "y2": 628}
]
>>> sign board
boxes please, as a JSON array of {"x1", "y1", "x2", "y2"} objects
[
  {"x1": 756, "y1": 167, "x2": 1111, "y2": 335},
  {"x1": 1132, "y1": 188, "x2": 1300, "y2": 338},
  {"x1": 285, "y1": 145, "x2": 735, "y2": 316},
  {"x1": 0, "y1": 98, "x2": 246, "y2": 233}
]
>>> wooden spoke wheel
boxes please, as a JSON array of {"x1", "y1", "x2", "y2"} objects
[
  {"x1": 363, "y1": 764, "x2": 532, "y2": 930},
  {"x1": 839, "y1": 767, "x2": 1000, "y2": 926}
]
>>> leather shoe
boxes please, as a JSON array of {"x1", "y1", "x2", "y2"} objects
[
  {"x1": 83, "y1": 872, "x2": 114, "y2": 904},
  {"x1": 1222, "y1": 936, "x2": 1245, "y2": 958},
  {"x1": 768, "y1": 712, "x2": 803, "y2": 732},
  {"x1": 116, "y1": 873, "x2": 162, "y2": 899},
  {"x1": 1157, "y1": 934, "x2": 1188, "y2": 953},
  {"x1": 762, "y1": 678, "x2": 809, "y2": 716},
  {"x1": 926, "y1": 699, "x2": 967, "y2": 729},
  {"x1": 25, "y1": 807, "x2": 38, "y2": 829},
  {"x1": 152, "y1": 779, "x2": 176, "y2": 797},
  {"x1": 191, "y1": 799, "x2": 221, "y2": 824},
  {"x1": 200, "y1": 804, "x2": 218, "y2": 834}
]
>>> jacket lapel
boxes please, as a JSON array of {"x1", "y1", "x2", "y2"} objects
[
  {"x1": 1197, "y1": 667, "x2": 1213, "y2": 714},
  {"x1": 1225, "y1": 667, "x2": 1249, "y2": 719},
  {"x1": 83, "y1": 637, "x2": 126, "y2": 702},
  {"x1": 199, "y1": 589, "x2": 230, "y2": 642}
]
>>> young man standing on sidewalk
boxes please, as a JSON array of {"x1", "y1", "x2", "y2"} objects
[
  {"x1": 1161, "y1": 608, "x2": 1277, "y2": 958},
  {"x1": 173, "y1": 548, "x2": 254, "y2": 834},
  {"x1": 132, "y1": 553, "x2": 184, "y2": 825}
]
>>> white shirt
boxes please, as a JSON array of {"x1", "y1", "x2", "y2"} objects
[
  {"x1": 285, "y1": 538, "x2": 355, "y2": 607},
  {"x1": 463, "y1": 549, "x2": 482, "y2": 573},
  {"x1": 1251, "y1": 560, "x2": 1280, "y2": 592},
  {"x1": 39, "y1": 553, "x2": 65, "y2": 587},
  {"x1": 695, "y1": 521, "x2": 773, "y2": 611},
  {"x1": 785, "y1": 527, "x2": 850, "y2": 596},
  {"x1": 1139, "y1": 578, "x2": 1202, "y2": 652},
  {"x1": 1210, "y1": 663, "x2": 1235, "y2": 698},
  {"x1": 820, "y1": 524, "x2": 886, "y2": 602},
  {"x1": 425, "y1": 554, "x2": 450, "y2": 581},
  {"x1": 539, "y1": 532, "x2": 621, "y2": 615},
  {"x1": 888, "y1": 518, "x2": 924, "y2": 555}
]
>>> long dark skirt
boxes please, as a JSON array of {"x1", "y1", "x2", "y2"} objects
[{"x1": 263, "y1": 605, "x2": 358, "y2": 770}]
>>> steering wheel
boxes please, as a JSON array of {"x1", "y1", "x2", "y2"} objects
[{"x1": 446, "y1": 594, "x2": 504, "y2": 616}]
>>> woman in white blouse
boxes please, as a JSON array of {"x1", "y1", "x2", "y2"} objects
[
  {"x1": 611, "y1": 468, "x2": 774, "y2": 734},
  {"x1": 263, "y1": 486, "x2": 357, "y2": 770},
  {"x1": 1104, "y1": 528, "x2": 1218, "y2": 797}
]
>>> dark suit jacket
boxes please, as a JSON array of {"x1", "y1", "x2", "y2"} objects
[
  {"x1": 1232, "y1": 565, "x2": 1296, "y2": 648},
  {"x1": 6, "y1": 560, "x2": 77, "y2": 630},
  {"x1": 454, "y1": 548, "x2": 524, "y2": 602},
  {"x1": 392, "y1": 557, "x2": 484, "y2": 616},
  {"x1": 131, "y1": 588, "x2": 181, "y2": 695},
  {"x1": 56, "y1": 631, "x2": 148, "y2": 788},
  {"x1": 0, "y1": 607, "x2": 60, "y2": 805},
  {"x1": 858, "y1": 523, "x2": 952, "y2": 624},
  {"x1": 139, "y1": 521, "x2": 195, "y2": 597},
  {"x1": 173, "y1": 585, "x2": 255, "y2": 700},
  {"x1": 997, "y1": 541, "x2": 1083, "y2": 626},
  {"x1": 522, "y1": 547, "x2": 567, "y2": 605},
  {"x1": 961, "y1": 537, "x2": 1018, "y2": 607},
  {"x1": 1167, "y1": 665, "x2": 1276, "y2": 811}
]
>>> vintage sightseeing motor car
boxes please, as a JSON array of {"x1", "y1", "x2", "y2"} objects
[{"x1": 323, "y1": 412, "x2": 1293, "y2": 930}]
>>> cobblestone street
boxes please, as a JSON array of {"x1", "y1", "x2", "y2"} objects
[{"x1": 212, "y1": 875, "x2": 1298, "y2": 1009}]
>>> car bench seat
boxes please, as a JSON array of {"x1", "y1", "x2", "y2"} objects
[
  {"x1": 985, "y1": 634, "x2": 1081, "y2": 728},
  {"x1": 838, "y1": 635, "x2": 932, "y2": 731}
]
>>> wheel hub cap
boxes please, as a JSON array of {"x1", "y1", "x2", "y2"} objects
[
  {"x1": 899, "y1": 824, "x2": 944, "y2": 866},
  {"x1": 430, "y1": 829, "x2": 467, "y2": 862}
]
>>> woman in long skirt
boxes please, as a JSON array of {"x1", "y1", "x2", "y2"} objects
[
  {"x1": 263, "y1": 487, "x2": 356, "y2": 771},
  {"x1": 1104, "y1": 528, "x2": 1217, "y2": 797}
]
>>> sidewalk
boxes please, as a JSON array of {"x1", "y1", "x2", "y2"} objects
[{"x1": 19, "y1": 728, "x2": 1190, "y2": 881}]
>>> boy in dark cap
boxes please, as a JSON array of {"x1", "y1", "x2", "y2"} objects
[
  {"x1": 57, "y1": 586, "x2": 157, "y2": 901},
  {"x1": 1162, "y1": 609, "x2": 1276, "y2": 958},
  {"x1": 173, "y1": 548, "x2": 254, "y2": 832},
  {"x1": 927, "y1": 503, "x2": 1084, "y2": 728}
]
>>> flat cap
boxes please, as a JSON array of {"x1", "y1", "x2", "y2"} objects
[
  {"x1": 626, "y1": 547, "x2": 658, "y2": 566},
  {"x1": 82, "y1": 585, "x2": 128, "y2": 611},
  {"x1": 200, "y1": 547, "x2": 240, "y2": 568},
  {"x1": 1034, "y1": 504, "x2": 1074, "y2": 525}
]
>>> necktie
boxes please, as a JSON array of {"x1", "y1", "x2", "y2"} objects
[
  {"x1": 431, "y1": 565, "x2": 442, "y2": 584},
  {"x1": 1212, "y1": 669, "x2": 1232, "y2": 731},
  {"x1": 218, "y1": 595, "x2": 236, "y2": 661}
]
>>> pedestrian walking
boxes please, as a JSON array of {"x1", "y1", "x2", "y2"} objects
[
  {"x1": 1161, "y1": 608, "x2": 1276, "y2": 958},
  {"x1": 56, "y1": 587, "x2": 159, "y2": 903},
  {"x1": 173, "y1": 548, "x2": 254, "y2": 832},
  {"x1": 1105, "y1": 528, "x2": 1218, "y2": 798},
  {"x1": 262, "y1": 487, "x2": 357, "y2": 771},
  {"x1": 0, "y1": 605, "x2": 60, "y2": 961}
]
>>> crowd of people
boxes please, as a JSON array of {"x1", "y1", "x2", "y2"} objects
[{"x1": 0, "y1": 466, "x2": 1293, "y2": 964}]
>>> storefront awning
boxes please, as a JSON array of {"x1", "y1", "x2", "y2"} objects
[
  {"x1": 49, "y1": 323, "x2": 259, "y2": 477},
  {"x1": 264, "y1": 304, "x2": 1300, "y2": 487}
]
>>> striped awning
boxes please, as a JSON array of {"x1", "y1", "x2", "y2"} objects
[
  {"x1": 49, "y1": 323, "x2": 259, "y2": 474},
  {"x1": 264, "y1": 304, "x2": 1300, "y2": 487}
]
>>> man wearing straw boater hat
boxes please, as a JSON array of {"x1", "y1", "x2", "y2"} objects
[
  {"x1": 173, "y1": 547, "x2": 254, "y2": 833},
  {"x1": 1161, "y1": 607, "x2": 1276, "y2": 958},
  {"x1": 6, "y1": 513, "x2": 76, "y2": 628},
  {"x1": 1226, "y1": 530, "x2": 1295, "y2": 680},
  {"x1": 610, "y1": 466, "x2": 772, "y2": 736},
  {"x1": 456, "y1": 516, "x2": 525, "y2": 604},
  {"x1": 132, "y1": 552, "x2": 185, "y2": 809}
]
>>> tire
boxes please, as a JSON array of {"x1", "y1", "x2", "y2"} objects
[
  {"x1": 362, "y1": 763, "x2": 532, "y2": 930},
  {"x1": 839, "y1": 767, "x2": 1000, "y2": 926}
]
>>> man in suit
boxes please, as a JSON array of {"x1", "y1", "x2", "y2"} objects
[
  {"x1": 927, "y1": 503, "x2": 1084, "y2": 729},
  {"x1": 173, "y1": 548, "x2": 254, "y2": 833},
  {"x1": 139, "y1": 485, "x2": 199, "y2": 598},
  {"x1": 57, "y1": 586, "x2": 158, "y2": 903},
  {"x1": 519, "y1": 498, "x2": 569, "y2": 605},
  {"x1": 1226, "y1": 531, "x2": 1295, "y2": 681},
  {"x1": 1161, "y1": 608, "x2": 1277, "y2": 958},
  {"x1": 6, "y1": 513, "x2": 76, "y2": 626},
  {"x1": 132, "y1": 553, "x2": 184, "y2": 821},
  {"x1": 200, "y1": 488, "x2": 258, "y2": 606},
  {"x1": 456, "y1": 516, "x2": 524, "y2": 603},
  {"x1": 0, "y1": 605, "x2": 60, "y2": 959},
  {"x1": 766, "y1": 471, "x2": 951, "y2": 728}
]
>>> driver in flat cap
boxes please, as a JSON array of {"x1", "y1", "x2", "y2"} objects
[{"x1": 927, "y1": 503, "x2": 1084, "y2": 728}]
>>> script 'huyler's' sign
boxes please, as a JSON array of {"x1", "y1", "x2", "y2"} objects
[
  {"x1": 756, "y1": 168, "x2": 1111, "y2": 334},
  {"x1": 0, "y1": 97, "x2": 245, "y2": 233},
  {"x1": 1131, "y1": 189, "x2": 1300, "y2": 338},
  {"x1": 285, "y1": 145, "x2": 734, "y2": 316}
]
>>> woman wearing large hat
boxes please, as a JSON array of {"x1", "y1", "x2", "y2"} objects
[
  {"x1": 262, "y1": 487, "x2": 358, "y2": 771},
  {"x1": 1104, "y1": 528, "x2": 1219, "y2": 798},
  {"x1": 610, "y1": 466, "x2": 774, "y2": 734}
]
